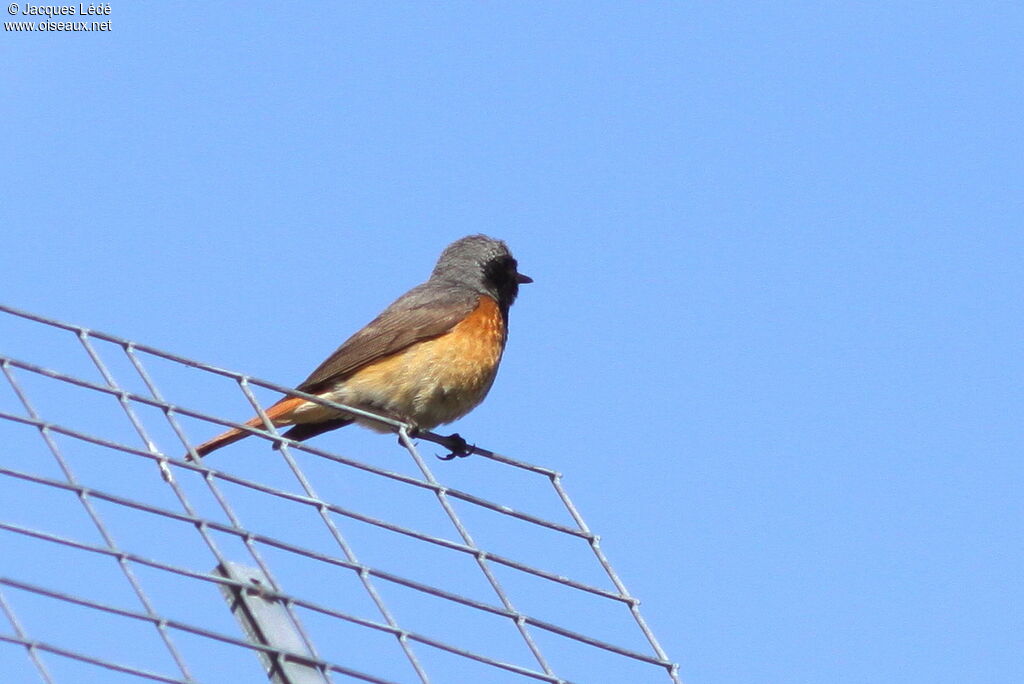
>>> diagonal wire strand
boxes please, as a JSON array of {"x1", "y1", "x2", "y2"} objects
[{"x1": 0, "y1": 586, "x2": 57, "y2": 684}]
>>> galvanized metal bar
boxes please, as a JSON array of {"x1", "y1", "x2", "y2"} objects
[{"x1": 216, "y1": 562, "x2": 332, "y2": 684}]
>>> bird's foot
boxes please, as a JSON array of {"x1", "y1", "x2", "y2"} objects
[
  {"x1": 398, "y1": 428, "x2": 473, "y2": 460},
  {"x1": 436, "y1": 433, "x2": 473, "y2": 460}
]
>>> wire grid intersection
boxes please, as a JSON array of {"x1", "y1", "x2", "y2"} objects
[{"x1": 0, "y1": 304, "x2": 681, "y2": 684}]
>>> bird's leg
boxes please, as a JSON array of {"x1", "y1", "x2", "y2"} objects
[
  {"x1": 397, "y1": 426, "x2": 473, "y2": 460},
  {"x1": 436, "y1": 432, "x2": 473, "y2": 460}
]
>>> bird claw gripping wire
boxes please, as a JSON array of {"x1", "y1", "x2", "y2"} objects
[
  {"x1": 435, "y1": 433, "x2": 473, "y2": 460},
  {"x1": 401, "y1": 428, "x2": 473, "y2": 460}
]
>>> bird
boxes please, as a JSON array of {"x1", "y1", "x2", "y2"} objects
[{"x1": 188, "y1": 234, "x2": 531, "y2": 459}]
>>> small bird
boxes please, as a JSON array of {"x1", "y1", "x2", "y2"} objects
[{"x1": 189, "y1": 235, "x2": 531, "y2": 459}]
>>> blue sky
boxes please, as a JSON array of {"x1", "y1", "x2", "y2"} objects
[{"x1": 2, "y1": 3, "x2": 1021, "y2": 683}]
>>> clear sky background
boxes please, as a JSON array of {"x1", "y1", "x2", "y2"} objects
[{"x1": 2, "y1": 3, "x2": 1021, "y2": 683}]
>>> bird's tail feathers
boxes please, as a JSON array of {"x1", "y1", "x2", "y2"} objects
[{"x1": 188, "y1": 395, "x2": 307, "y2": 459}]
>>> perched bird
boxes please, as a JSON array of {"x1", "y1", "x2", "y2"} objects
[{"x1": 189, "y1": 235, "x2": 531, "y2": 459}]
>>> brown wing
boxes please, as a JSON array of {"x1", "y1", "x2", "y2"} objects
[{"x1": 296, "y1": 282, "x2": 480, "y2": 394}]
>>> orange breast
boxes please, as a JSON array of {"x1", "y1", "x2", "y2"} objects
[{"x1": 324, "y1": 295, "x2": 509, "y2": 430}]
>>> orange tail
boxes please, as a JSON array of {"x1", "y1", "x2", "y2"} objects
[{"x1": 189, "y1": 396, "x2": 306, "y2": 459}]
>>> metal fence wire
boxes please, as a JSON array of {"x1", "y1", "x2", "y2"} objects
[{"x1": 0, "y1": 303, "x2": 680, "y2": 684}]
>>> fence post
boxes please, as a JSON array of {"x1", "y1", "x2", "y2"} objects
[{"x1": 217, "y1": 562, "x2": 331, "y2": 684}]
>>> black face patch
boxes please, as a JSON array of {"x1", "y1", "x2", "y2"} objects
[{"x1": 484, "y1": 255, "x2": 522, "y2": 309}]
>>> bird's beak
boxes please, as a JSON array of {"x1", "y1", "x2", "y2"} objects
[{"x1": 516, "y1": 273, "x2": 533, "y2": 284}]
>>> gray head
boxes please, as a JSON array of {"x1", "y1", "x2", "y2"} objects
[{"x1": 430, "y1": 234, "x2": 532, "y2": 308}]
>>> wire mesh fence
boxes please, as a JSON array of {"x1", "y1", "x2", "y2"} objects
[{"x1": 0, "y1": 303, "x2": 680, "y2": 684}]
